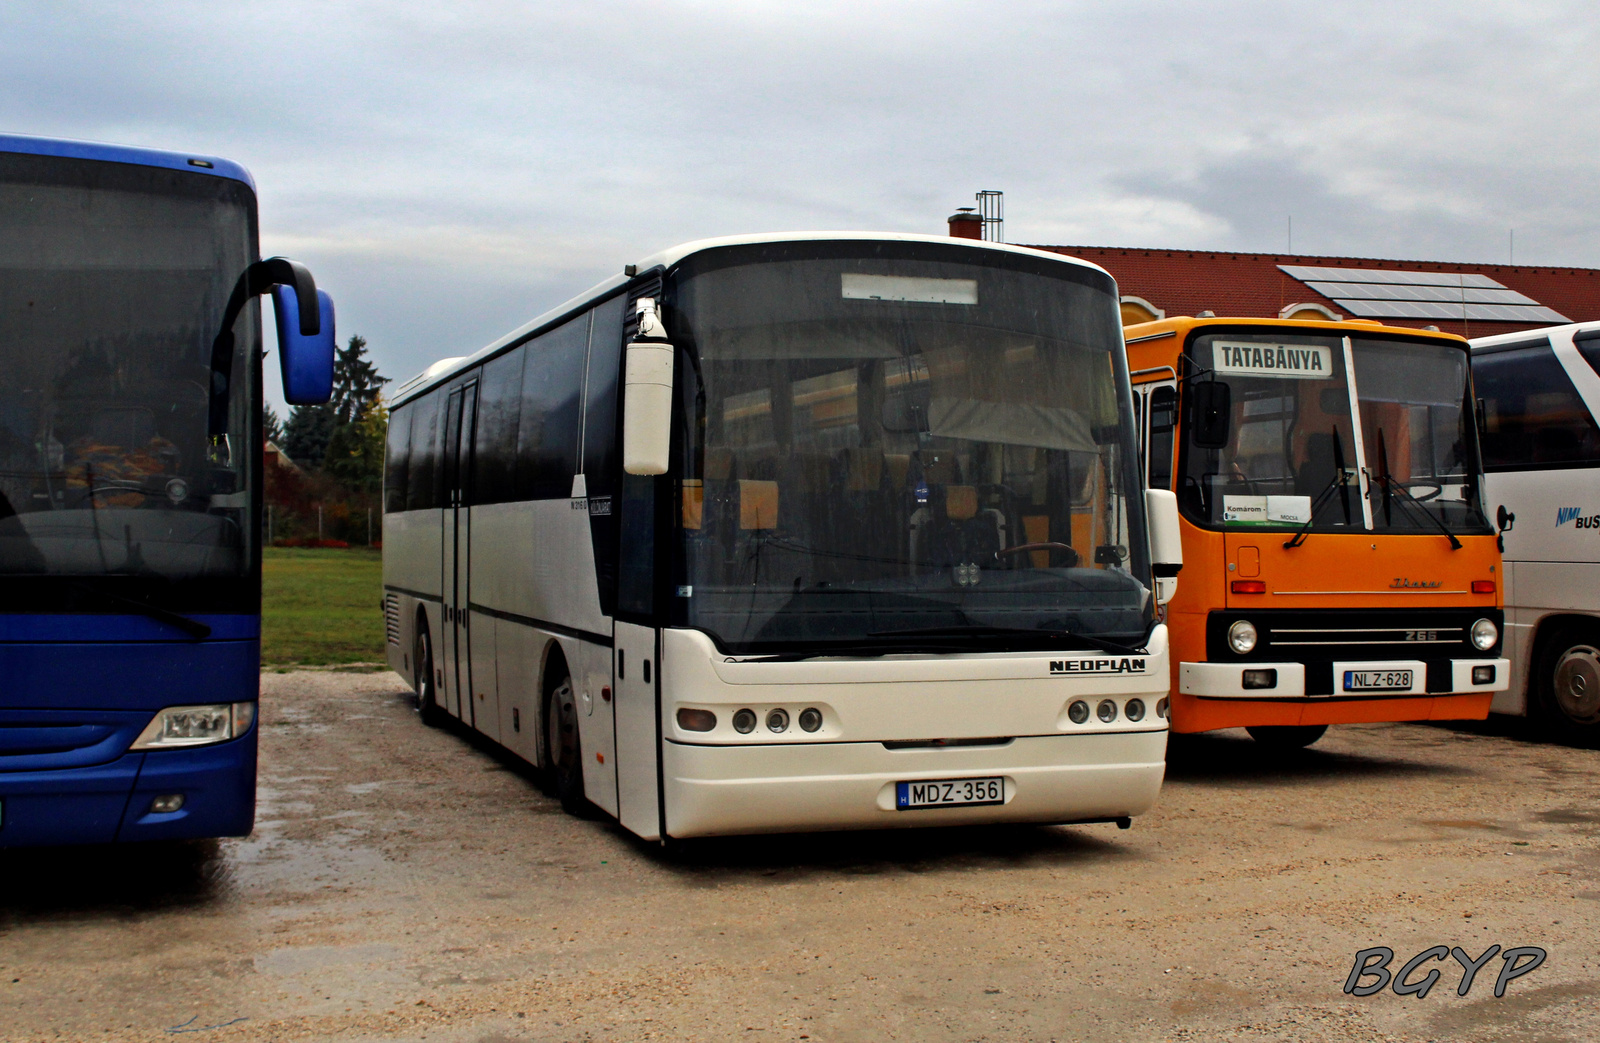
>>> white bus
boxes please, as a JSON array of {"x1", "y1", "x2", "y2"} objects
[
  {"x1": 1471, "y1": 320, "x2": 1600, "y2": 735},
  {"x1": 381, "y1": 233, "x2": 1183, "y2": 840}
]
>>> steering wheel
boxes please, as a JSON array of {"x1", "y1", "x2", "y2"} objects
[
  {"x1": 998, "y1": 542, "x2": 1080, "y2": 567},
  {"x1": 1404, "y1": 481, "x2": 1443, "y2": 502}
]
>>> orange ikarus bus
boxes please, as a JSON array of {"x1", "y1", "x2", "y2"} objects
[{"x1": 1125, "y1": 316, "x2": 1508, "y2": 748}]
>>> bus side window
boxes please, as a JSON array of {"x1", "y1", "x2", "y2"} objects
[
  {"x1": 474, "y1": 345, "x2": 526, "y2": 505},
  {"x1": 515, "y1": 314, "x2": 587, "y2": 500},
  {"x1": 585, "y1": 295, "x2": 627, "y2": 617},
  {"x1": 406, "y1": 391, "x2": 440, "y2": 511},
  {"x1": 384, "y1": 404, "x2": 411, "y2": 513},
  {"x1": 1474, "y1": 343, "x2": 1600, "y2": 469},
  {"x1": 1147, "y1": 385, "x2": 1176, "y2": 490}
]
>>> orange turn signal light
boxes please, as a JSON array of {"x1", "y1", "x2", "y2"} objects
[
  {"x1": 1472, "y1": 580, "x2": 1496, "y2": 594},
  {"x1": 1231, "y1": 580, "x2": 1267, "y2": 594}
]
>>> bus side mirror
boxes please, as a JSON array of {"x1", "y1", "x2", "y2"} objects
[
  {"x1": 1190, "y1": 380, "x2": 1231, "y2": 449},
  {"x1": 1146, "y1": 488, "x2": 1183, "y2": 605},
  {"x1": 623, "y1": 341, "x2": 675, "y2": 475},
  {"x1": 272, "y1": 284, "x2": 336, "y2": 404}
]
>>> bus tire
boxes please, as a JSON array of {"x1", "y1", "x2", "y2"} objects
[
  {"x1": 544, "y1": 672, "x2": 590, "y2": 816},
  {"x1": 1534, "y1": 624, "x2": 1600, "y2": 739},
  {"x1": 415, "y1": 625, "x2": 444, "y2": 727},
  {"x1": 1245, "y1": 724, "x2": 1327, "y2": 749}
]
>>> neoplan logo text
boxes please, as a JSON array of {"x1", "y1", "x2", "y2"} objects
[{"x1": 1050, "y1": 658, "x2": 1147, "y2": 675}]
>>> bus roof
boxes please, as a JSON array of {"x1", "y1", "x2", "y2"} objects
[
  {"x1": 391, "y1": 232, "x2": 1115, "y2": 406},
  {"x1": 0, "y1": 132, "x2": 256, "y2": 191},
  {"x1": 1471, "y1": 320, "x2": 1600, "y2": 351},
  {"x1": 1123, "y1": 313, "x2": 1470, "y2": 348}
]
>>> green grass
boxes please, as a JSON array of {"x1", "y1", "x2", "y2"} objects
[{"x1": 261, "y1": 547, "x2": 386, "y2": 667}]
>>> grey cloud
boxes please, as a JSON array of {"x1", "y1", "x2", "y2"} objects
[{"x1": 4, "y1": 0, "x2": 1600, "y2": 404}]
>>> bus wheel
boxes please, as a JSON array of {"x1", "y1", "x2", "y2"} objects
[
  {"x1": 544, "y1": 674, "x2": 589, "y2": 816},
  {"x1": 1535, "y1": 627, "x2": 1600, "y2": 736},
  {"x1": 1245, "y1": 724, "x2": 1327, "y2": 749},
  {"x1": 414, "y1": 626, "x2": 444, "y2": 727}
]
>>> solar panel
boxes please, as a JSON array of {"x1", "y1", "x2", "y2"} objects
[
  {"x1": 1333, "y1": 299, "x2": 1569, "y2": 323},
  {"x1": 1280, "y1": 264, "x2": 1568, "y2": 323}
]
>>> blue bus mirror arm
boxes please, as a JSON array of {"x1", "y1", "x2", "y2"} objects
[{"x1": 207, "y1": 256, "x2": 335, "y2": 449}]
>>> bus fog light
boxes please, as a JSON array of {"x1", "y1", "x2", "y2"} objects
[
  {"x1": 1125, "y1": 698, "x2": 1145, "y2": 722},
  {"x1": 1242, "y1": 668, "x2": 1278, "y2": 690},
  {"x1": 766, "y1": 708, "x2": 790, "y2": 733},
  {"x1": 798, "y1": 707, "x2": 823, "y2": 732},
  {"x1": 732, "y1": 709, "x2": 757, "y2": 734},
  {"x1": 1471, "y1": 618, "x2": 1499, "y2": 650},
  {"x1": 1473, "y1": 665, "x2": 1497, "y2": 685},
  {"x1": 1228, "y1": 619, "x2": 1258, "y2": 654},
  {"x1": 131, "y1": 704, "x2": 235, "y2": 749},
  {"x1": 149, "y1": 794, "x2": 185, "y2": 814},
  {"x1": 1096, "y1": 699, "x2": 1118, "y2": 723},
  {"x1": 1067, "y1": 700, "x2": 1090, "y2": 724},
  {"x1": 676, "y1": 708, "x2": 716, "y2": 732},
  {"x1": 1156, "y1": 697, "x2": 1169, "y2": 719}
]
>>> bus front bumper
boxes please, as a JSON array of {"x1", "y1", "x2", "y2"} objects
[
  {"x1": 661, "y1": 730, "x2": 1166, "y2": 839},
  {"x1": 0, "y1": 733, "x2": 256, "y2": 848},
  {"x1": 1179, "y1": 659, "x2": 1510, "y2": 699}
]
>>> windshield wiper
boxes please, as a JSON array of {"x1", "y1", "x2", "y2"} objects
[
  {"x1": 1372, "y1": 429, "x2": 1462, "y2": 550},
  {"x1": 67, "y1": 582, "x2": 212, "y2": 640},
  {"x1": 866, "y1": 624, "x2": 1146, "y2": 656},
  {"x1": 1284, "y1": 424, "x2": 1352, "y2": 549},
  {"x1": 733, "y1": 643, "x2": 968, "y2": 663}
]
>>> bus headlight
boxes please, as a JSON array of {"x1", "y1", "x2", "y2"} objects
[
  {"x1": 131, "y1": 702, "x2": 255, "y2": 749},
  {"x1": 1067, "y1": 700, "x2": 1090, "y2": 724},
  {"x1": 1228, "y1": 619, "x2": 1259, "y2": 655},
  {"x1": 1471, "y1": 618, "x2": 1499, "y2": 650},
  {"x1": 1096, "y1": 699, "x2": 1118, "y2": 723},
  {"x1": 732, "y1": 709, "x2": 757, "y2": 734},
  {"x1": 1125, "y1": 699, "x2": 1146, "y2": 722}
]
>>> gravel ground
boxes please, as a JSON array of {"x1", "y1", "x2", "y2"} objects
[{"x1": 2, "y1": 670, "x2": 1597, "y2": 1043}]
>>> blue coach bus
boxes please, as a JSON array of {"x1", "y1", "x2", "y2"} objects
[{"x1": 0, "y1": 135, "x2": 336, "y2": 846}]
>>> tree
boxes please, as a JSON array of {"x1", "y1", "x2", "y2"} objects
[
  {"x1": 323, "y1": 396, "x2": 388, "y2": 492},
  {"x1": 263, "y1": 404, "x2": 285, "y2": 447},
  {"x1": 282, "y1": 402, "x2": 335, "y2": 470},
  {"x1": 331, "y1": 335, "x2": 389, "y2": 426}
]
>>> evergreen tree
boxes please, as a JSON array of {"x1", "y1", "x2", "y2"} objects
[
  {"x1": 282, "y1": 402, "x2": 335, "y2": 470},
  {"x1": 263, "y1": 404, "x2": 285, "y2": 447},
  {"x1": 324, "y1": 397, "x2": 389, "y2": 492},
  {"x1": 331, "y1": 335, "x2": 389, "y2": 425}
]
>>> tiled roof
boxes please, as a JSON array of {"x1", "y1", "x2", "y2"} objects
[{"x1": 1025, "y1": 245, "x2": 1600, "y2": 337}]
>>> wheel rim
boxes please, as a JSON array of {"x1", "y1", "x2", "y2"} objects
[
  {"x1": 1553, "y1": 645, "x2": 1600, "y2": 723},
  {"x1": 548, "y1": 678, "x2": 577, "y2": 769},
  {"x1": 415, "y1": 632, "x2": 433, "y2": 706}
]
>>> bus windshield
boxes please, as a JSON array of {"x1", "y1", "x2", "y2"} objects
[
  {"x1": 0, "y1": 153, "x2": 258, "y2": 593},
  {"x1": 669, "y1": 243, "x2": 1151, "y2": 654},
  {"x1": 1181, "y1": 331, "x2": 1490, "y2": 534}
]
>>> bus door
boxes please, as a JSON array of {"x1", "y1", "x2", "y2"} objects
[
  {"x1": 612, "y1": 471, "x2": 661, "y2": 840},
  {"x1": 1137, "y1": 381, "x2": 1178, "y2": 491},
  {"x1": 441, "y1": 382, "x2": 479, "y2": 723}
]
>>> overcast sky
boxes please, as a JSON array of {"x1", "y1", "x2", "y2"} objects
[{"x1": 5, "y1": 1, "x2": 1599, "y2": 411}]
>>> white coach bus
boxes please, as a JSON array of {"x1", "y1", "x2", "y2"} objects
[
  {"x1": 1472, "y1": 320, "x2": 1600, "y2": 736},
  {"x1": 381, "y1": 233, "x2": 1183, "y2": 840}
]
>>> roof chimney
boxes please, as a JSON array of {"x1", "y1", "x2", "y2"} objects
[{"x1": 947, "y1": 208, "x2": 983, "y2": 239}]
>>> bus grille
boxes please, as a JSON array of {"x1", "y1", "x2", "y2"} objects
[
  {"x1": 1206, "y1": 608, "x2": 1500, "y2": 663},
  {"x1": 384, "y1": 593, "x2": 401, "y2": 646}
]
